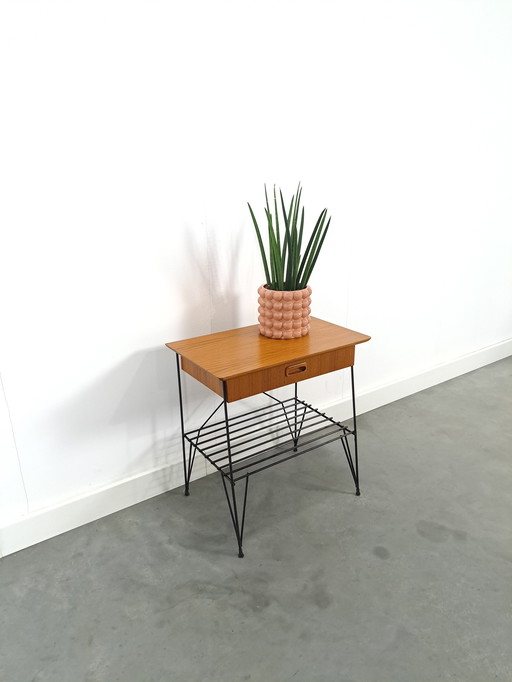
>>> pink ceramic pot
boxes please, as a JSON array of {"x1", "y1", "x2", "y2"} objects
[{"x1": 257, "y1": 284, "x2": 312, "y2": 339}]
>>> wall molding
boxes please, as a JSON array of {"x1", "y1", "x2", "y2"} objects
[
  {"x1": 1, "y1": 337, "x2": 511, "y2": 558},
  {"x1": 0, "y1": 459, "x2": 206, "y2": 558},
  {"x1": 326, "y1": 336, "x2": 512, "y2": 422}
]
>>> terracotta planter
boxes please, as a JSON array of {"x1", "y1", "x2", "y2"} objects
[{"x1": 257, "y1": 285, "x2": 312, "y2": 339}]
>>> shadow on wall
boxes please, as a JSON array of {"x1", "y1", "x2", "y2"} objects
[
  {"x1": 178, "y1": 222, "x2": 244, "y2": 336},
  {"x1": 42, "y1": 347, "x2": 224, "y2": 503},
  {"x1": 208, "y1": 227, "x2": 245, "y2": 332},
  {"x1": 38, "y1": 224, "x2": 245, "y2": 502},
  {"x1": 43, "y1": 348, "x2": 182, "y2": 485}
]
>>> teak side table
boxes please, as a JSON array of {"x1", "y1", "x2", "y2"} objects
[{"x1": 166, "y1": 317, "x2": 371, "y2": 557}]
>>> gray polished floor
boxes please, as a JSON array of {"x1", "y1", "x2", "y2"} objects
[{"x1": 1, "y1": 358, "x2": 511, "y2": 682}]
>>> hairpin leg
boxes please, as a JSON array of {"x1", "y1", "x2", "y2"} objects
[
  {"x1": 176, "y1": 353, "x2": 191, "y2": 496},
  {"x1": 222, "y1": 383, "x2": 245, "y2": 557}
]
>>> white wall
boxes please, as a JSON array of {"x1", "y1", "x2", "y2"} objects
[{"x1": 1, "y1": 0, "x2": 511, "y2": 556}]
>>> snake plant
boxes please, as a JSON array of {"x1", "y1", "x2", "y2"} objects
[{"x1": 248, "y1": 184, "x2": 331, "y2": 291}]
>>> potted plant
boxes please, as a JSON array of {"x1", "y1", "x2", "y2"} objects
[{"x1": 248, "y1": 184, "x2": 331, "y2": 339}]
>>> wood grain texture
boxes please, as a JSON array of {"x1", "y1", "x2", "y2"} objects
[
  {"x1": 167, "y1": 318, "x2": 370, "y2": 380},
  {"x1": 167, "y1": 317, "x2": 371, "y2": 402},
  {"x1": 180, "y1": 358, "x2": 223, "y2": 398},
  {"x1": 223, "y1": 345, "x2": 355, "y2": 402}
]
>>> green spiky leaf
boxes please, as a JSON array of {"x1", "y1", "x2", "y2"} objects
[{"x1": 248, "y1": 185, "x2": 331, "y2": 291}]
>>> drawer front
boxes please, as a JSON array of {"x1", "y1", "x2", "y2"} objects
[{"x1": 225, "y1": 346, "x2": 355, "y2": 402}]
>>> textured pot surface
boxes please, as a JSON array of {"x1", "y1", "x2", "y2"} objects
[{"x1": 258, "y1": 285, "x2": 312, "y2": 339}]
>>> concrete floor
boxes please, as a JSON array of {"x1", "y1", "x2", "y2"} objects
[{"x1": 1, "y1": 358, "x2": 512, "y2": 682}]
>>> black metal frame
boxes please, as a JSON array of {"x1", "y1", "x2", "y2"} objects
[{"x1": 175, "y1": 353, "x2": 360, "y2": 557}]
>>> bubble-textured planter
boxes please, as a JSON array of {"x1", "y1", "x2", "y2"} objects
[{"x1": 257, "y1": 284, "x2": 312, "y2": 339}]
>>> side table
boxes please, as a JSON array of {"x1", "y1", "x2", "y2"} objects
[{"x1": 166, "y1": 317, "x2": 370, "y2": 557}]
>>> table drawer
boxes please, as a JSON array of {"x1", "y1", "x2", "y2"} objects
[
  {"x1": 181, "y1": 346, "x2": 355, "y2": 402},
  {"x1": 224, "y1": 345, "x2": 355, "y2": 402}
]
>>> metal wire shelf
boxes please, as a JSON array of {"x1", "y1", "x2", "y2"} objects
[{"x1": 184, "y1": 396, "x2": 354, "y2": 483}]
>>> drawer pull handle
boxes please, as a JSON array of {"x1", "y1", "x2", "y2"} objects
[{"x1": 285, "y1": 362, "x2": 307, "y2": 376}]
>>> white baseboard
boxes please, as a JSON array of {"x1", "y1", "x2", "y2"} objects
[
  {"x1": 326, "y1": 336, "x2": 512, "y2": 422},
  {"x1": 0, "y1": 458, "x2": 204, "y2": 559},
  {"x1": 1, "y1": 338, "x2": 510, "y2": 559}
]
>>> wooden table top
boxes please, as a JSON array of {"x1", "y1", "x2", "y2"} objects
[{"x1": 167, "y1": 318, "x2": 371, "y2": 381}]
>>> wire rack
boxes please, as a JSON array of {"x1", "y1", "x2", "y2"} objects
[{"x1": 184, "y1": 395, "x2": 354, "y2": 483}]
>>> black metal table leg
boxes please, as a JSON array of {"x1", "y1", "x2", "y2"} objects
[
  {"x1": 221, "y1": 474, "x2": 249, "y2": 557},
  {"x1": 222, "y1": 383, "x2": 245, "y2": 557},
  {"x1": 336, "y1": 366, "x2": 360, "y2": 496},
  {"x1": 175, "y1": 353, "x2": 191, "y2": 496},
  {"x1": 293, "y1": 382, "x2": 298, "y2": 451},
  {"x1": 350, "y1": 365, "x2": 360, "y2": 495}
]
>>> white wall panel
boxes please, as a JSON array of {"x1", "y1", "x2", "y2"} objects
[{"x1": 1, "y1": 0, "x2": 511, "y2": 553}]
